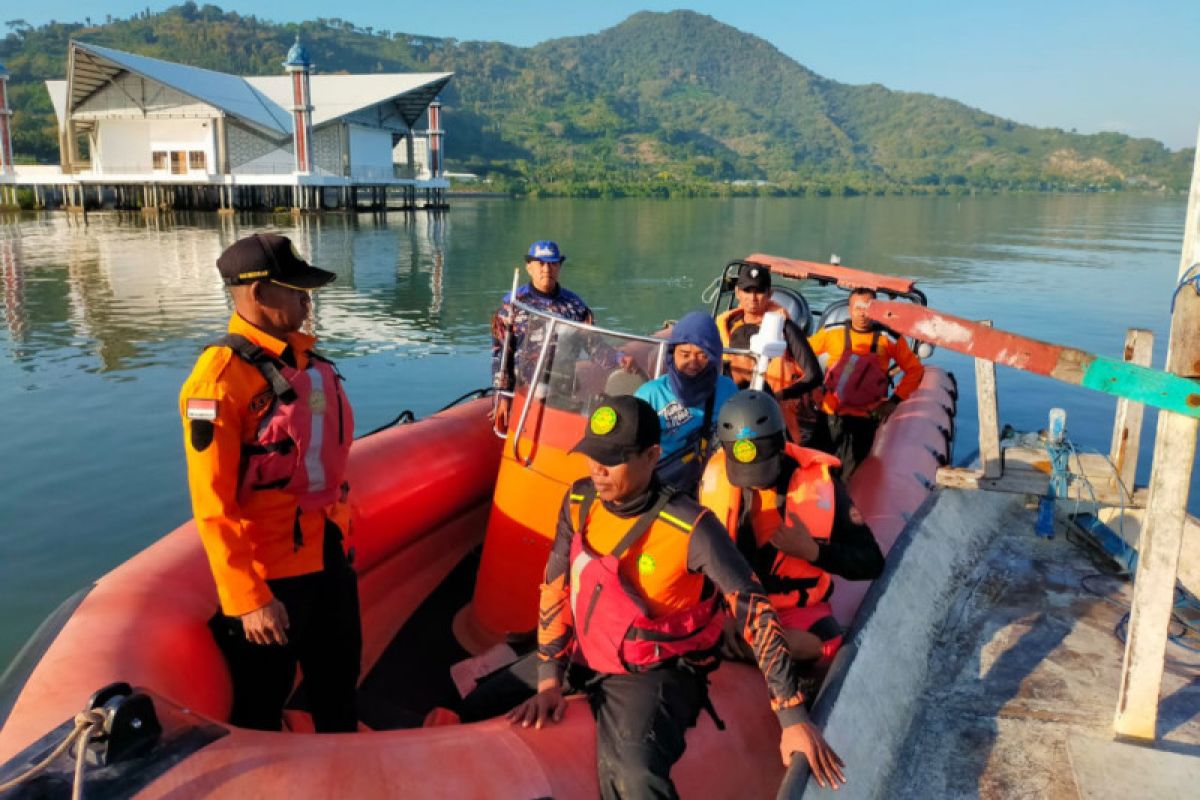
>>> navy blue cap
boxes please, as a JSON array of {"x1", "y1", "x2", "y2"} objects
[{"x1": 526, "y1": 240, "x2": 566, "y2": 264}]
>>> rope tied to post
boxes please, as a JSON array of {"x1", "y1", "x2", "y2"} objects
[
  {"x1": 1169, "y1": 262, "x2": 1200, "y2": 312},
  {"x1": 0, "y1": 708, "x2": 107, "y2": 800}
]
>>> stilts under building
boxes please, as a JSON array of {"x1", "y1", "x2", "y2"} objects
[{"x1": 0, "y1": 39, "x2": 453, "y2": 213}]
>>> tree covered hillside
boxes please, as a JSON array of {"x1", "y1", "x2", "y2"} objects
[{"x1": 0, "y1": 5, "x2": 1191, "y2": 196}]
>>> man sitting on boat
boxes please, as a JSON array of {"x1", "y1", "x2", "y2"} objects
[
  {"x1": 179, "y1": 234, "x2": 361, "y2": 732},
  {"x1": 808, "y1": 288, "x2": 925, "y2": 476},
  {"x1": 460, "y1": 395, "x2": 846, "y2": 795},
  {"x1": 634, "y1": 310, "x2": 738, "y2": 493},
  {"x1": 491, "y1": 240, "x2": 595, "y2": 429},
  {"x1": 715, "y1": 263, "x2": 823, "y2": 444},
  {"x1": 700, "y1": 391, "x2": 884, "y2": 668}
]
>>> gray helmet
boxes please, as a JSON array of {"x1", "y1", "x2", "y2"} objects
[{"x1": 716, "y1": 390, "x2": 786, "y2": 444}]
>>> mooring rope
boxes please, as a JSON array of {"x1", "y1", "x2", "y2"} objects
[{"x1": 0, "y1": 708, "x2": 106, "y2": 800}]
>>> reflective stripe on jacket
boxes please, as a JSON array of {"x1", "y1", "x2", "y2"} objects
[
  {"x1": 180, "y1": 314, "x2": 353, "y2": 617},
  {"x1": 219, "y1": 335, "x2": 354, "y2": 514}
]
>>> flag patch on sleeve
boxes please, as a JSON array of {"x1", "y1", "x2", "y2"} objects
[{"x1": 186, "y1": 398, "x2": 218, "y2": 421}]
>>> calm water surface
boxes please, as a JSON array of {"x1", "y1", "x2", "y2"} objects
[{"x1": 1, "y1": 194, "x2": 1195, "y2": 669}]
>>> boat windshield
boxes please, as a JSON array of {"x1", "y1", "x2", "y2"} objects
[{"x1": 508, "y1": 302, "x2": 669, "y2": 418}]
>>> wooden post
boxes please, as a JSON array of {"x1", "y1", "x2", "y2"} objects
[
  {"x1": 1108, "y1": 328, "x2": 1154, "y2": 496},
  {"x1": 976, "y1": 321, "x2": 1002, "y2": 478},
  {"x1": 1113, "y1": 129, "x2": 1200, "y2": 740}
]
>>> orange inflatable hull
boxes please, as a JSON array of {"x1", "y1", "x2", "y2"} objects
[{"x1": 0, "y1": 371, "x2": 954, "y2": 797}]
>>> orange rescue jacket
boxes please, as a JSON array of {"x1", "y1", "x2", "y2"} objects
[
  {"x1": 808, "y1": 324, "x2": 924, "y2": 416},
  {"x1": 716, "y1": 305, "x2": 802, "y2": 393},
  {"x1": 180, "y1": 313, "x2": 353, "y2": 617},
  {"x1": 700, "y1": 443, "x2": 840, "y2": 610}
]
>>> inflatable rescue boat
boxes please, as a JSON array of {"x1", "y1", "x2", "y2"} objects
[{"x1": 0, "y1": 255, "x2": 956, "y2": 799}]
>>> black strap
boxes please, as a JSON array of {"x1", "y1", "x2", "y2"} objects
[
  {"x1": 577, "y1": 483, "x2": 676, "y2": 559},
  {"x1": 735, "y1": 488, "x2": 759, "y2": 563},
  {"x1": 209, "y1": 334, "x2": 297, "y2": 403}
]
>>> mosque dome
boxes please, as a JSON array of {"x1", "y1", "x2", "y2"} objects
[{"x1": 283, "y1": 36, "x2": 311, "y2": 69}]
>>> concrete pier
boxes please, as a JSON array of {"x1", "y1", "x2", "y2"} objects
[{"x1": 787, "y1": 488, "x2": 1200, "y2": 798}]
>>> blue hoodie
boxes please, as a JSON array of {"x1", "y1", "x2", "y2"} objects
[{"x1": 635, "y1": 311, "x2": 738, "y2": 487}]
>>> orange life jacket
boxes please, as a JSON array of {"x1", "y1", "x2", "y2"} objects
[
  {"x1": 715, "y1": 305, "x2": 802, "y2": 393},
  {"x1": 214, "y1": 334, "x2": 354, "y2": 515},
  {"x1": 566, "y1": 486, "x2": 724, "y2": 672},
  {"x1": 699, "y1": 442, "x2": 840, "y2": 610}
]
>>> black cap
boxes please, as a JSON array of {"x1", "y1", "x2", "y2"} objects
[
  {"x1": 217, "y1": 233, "x2": 336, "y2": 290},
  {"x1": 723, "y1": 432, "x2": 785, "y2": 488},
  {"x1": 570, "y1": 395, "x2": 661, "y2": 466},
  {"x1": 736, "y1": 263, "x2": 771, "y2": 292}
]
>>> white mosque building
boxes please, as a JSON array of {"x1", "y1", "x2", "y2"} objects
[{"x1": 0, "y1": 38, "x2": 453, "y2": 211}]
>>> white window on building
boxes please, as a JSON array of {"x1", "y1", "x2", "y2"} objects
[
  {"x1": 152, "y1": 151, "x2": 168, "y2": 171},
  {"x1": 170, "y1": 152, "x2": 187, "y2": 175},
  {"x1": 189, "y1": 151, "x2": 207, "y2": 172}
]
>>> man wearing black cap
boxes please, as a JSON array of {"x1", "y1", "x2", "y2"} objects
[
  {"x1": 716, "y1": 263, "x2": 822, "y2": 443},
  {"x1": 179, "y1": 233, "x2": 361, "y2": 732},
  {"x1": 460, "y1": 395, "x2": 846, "y2": 796}
]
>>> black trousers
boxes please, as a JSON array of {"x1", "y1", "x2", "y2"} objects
[
  {"x1": 814, "y1": 412, "x2": 878, "y2": 478},
  {"x1": 208, "y1": 522, "x2": 362, "y2": 732},
  {"x1": 460, "y1": 653, "x2": 705, "y2": 800}
]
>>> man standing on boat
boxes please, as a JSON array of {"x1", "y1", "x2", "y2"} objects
[
  {"x1": 460, "y1": 395, "x2": 846, "y2": 795},
  {"x1": 700, "y1": 391, "x2": 884, "y2": 668},
  {"x1": 715, "y1": 263, "x2": 823, "y2": 443},
  {"x1": 808, "y1": 288, "x2": 924, "y2": 476},
  {"x1": 179, "y1": 233, "x2": 361, "y2": 733},
  {"x1": 491, "y1": 240, "x2": 595, "y2": 430}
]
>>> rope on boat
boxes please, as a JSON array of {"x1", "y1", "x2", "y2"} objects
[
  {"x1": 0, "y1": 708, "x2": 106, "y2": 800},
  {"x1": 1170, "y1": 262, "x2": 1200, "y2": 312}
]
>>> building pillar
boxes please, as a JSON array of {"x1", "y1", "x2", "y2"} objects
[
  {"x1": 284, "y1": 37, "x2": 315, "y2": 176},
  {"x1": 427, "y1": 99, "x2": 443, "y2": 180},
  {"x1": 0, "y1": 61, "x2": 13, "y2": 175}
]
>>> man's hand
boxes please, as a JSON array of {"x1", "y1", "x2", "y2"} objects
[
  {"x1": 490, "y1": 396, "x2": 512, "y2": 432},
  {"x1": 873, "y1": 398, "x2": 899, "y2": 424},
  {"x1": 781, "y1": 721, "x2": 846, "y2": 789},
  {"x1": 617, "y1": 353, "x2": 647, "y2": 377},
  {"x1": 240, "y1": 599, "x2": 289, "y2": 646},
  {"x1": 772, "y1": 511, "x2": 820, "y2": 561},
  {"x1": 506, "y1": 682, "x2": 566, "y2": 729}
]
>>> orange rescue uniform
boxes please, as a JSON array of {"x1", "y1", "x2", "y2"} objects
[
  {"x1": 808, "y1": 325, "x2": 924, "y2": 416},
  {"x1": 180, "y1": 313, "x2": 351, "y2": 617}
]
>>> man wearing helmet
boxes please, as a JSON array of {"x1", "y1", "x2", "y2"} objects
[
  {"x1": 699, "y1": 391, "x2": 884, "y2": 667},
  {"x1": 490, "y1": 240, "x2": 596, "y2": 429}
]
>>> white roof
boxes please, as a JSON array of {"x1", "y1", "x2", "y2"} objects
[
  {"x1": 46, "y1": 80, "x2": 67, "y2": 126},
  {"x1": 247, "y1": 73, "x2": 453, "y2": 128},
  {"x1": 71, "y1": 42, "x2": 291, "y2": 135},
  {"x1": 53, "y1": 42, "x2": 451, "y2": 135}
]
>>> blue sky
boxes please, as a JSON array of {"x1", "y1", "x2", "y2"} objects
[{"x1": 8, "y1": 1, "x2": 1199, "y2": 149}]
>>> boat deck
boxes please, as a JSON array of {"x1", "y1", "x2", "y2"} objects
[{"x1": 884, "y1": 510, "x2": 1200, "y2": 799}]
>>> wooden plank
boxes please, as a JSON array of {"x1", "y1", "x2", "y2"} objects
[
  {"x1": 1109, "y1": 329, "x2": 1154, "y2": 496},
  {"x1": 935, "y1": 464, "x2": 1136, "y2": 508},
  {"x1": 869, "y1": 300, "x2": 1200, "y2": 418},
  {"x1": 1113, "y1": 128, "x2": 1200, "y2": 741},
  {"x1": 742, "y1": 253, "x2": 916, "y2": 294},
  {"x1": 976, "y1": 321, "x2": 1002, "y2": 479}
]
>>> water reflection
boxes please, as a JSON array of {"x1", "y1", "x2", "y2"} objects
[
  {"x1": 0, "y1": 210, "x2": 467, "y2": 373},
  {"x1": 0, "y1": 194, "x2": 1194, "y2": 673}
]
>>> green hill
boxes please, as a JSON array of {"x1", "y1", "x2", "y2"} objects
[{"x1": 0, "y1": 5, "x2": 1191, "y2": 196}]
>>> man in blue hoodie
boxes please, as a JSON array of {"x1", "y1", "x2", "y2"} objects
[{"x1": 635, "y1": 311, "x2": 738, "y2": 492}]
